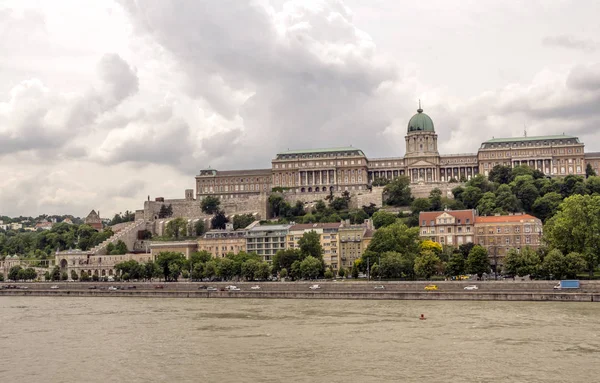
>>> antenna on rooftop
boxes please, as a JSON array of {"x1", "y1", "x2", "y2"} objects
[{"x1": 524, "y1": 124, "x2": 527, "y2": 137}]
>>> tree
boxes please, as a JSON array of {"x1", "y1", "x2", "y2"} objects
[
  {"x1": 155, "y1": 251, "x2": 186, "y2": 281},
  {"x1": 366, "y1": 222, "x2": 420, "y2": 256},
  {"x1": 241, "y1": 259, "x2": 260, "y2": 281},
  {"x1": 372, "y1": 177, "x2": 390, "y2": 187},
  {"x1": 372, "y1": 210, "x2": 397, "y2": 229},
  {"x1": 290, "y1": 260, "x2": 302, "y2": 280},
  {"x1": 0, "y1": 274, "x2": 3, "y2": 282},
  {"x1": 414, "y1": 250, "x2": 441, "y2": 279},
  {"x1": 211, "y1": 210, "x2": 229, "y2": 230},
  {"x1": 586, "y1": 163, "x2": 597, "y2": 178},
  {"x1": 511, "y1": 176, "x2": 539, "y2": 212},
  {"x1": 488, "y1": 165, "x2": 512, "y2": 184},
  {"x1": 61, "y1": 272, "x2": 68, "y2": 281},
  {"x1": 495, "y1": 184, "x2": 520, "y2": 213},
  {"x1": 351, "y1": 263, "x2": 359, "y2": 279},
  {"x1": 272, "y1": 249, "x2": 303, "y2": 273},
  {"x1": 465, "y1": 245, "x2": 490, "y2": 278},
  {"x1": 324, "y1": 269, "x2": 334, "y2": 279},
  {"x1": 158, "y1": 204, "x2": 169, "y2": 218},
  {"x1": 379, "y1": 251, "x2": 405, "y2": 279},
  {"x1": 429, "y1": 188, "x2": 443, "y2": 211},
  {"x1": 338, "y1": 267, "x2": 346, "y2": 278},
  {"x1": 531, "y1": 192, "x2": 563, "y2": 222},
  {"x1": 410, "y1": 198, "x2": 432, "y2": 215},
  {"x1": 545, "y1": 195, "x2": 600, "y2": 276},
  {"x1": 586, "y1": 176, "x2": 600, "y2": 195},
  {"x1": 268, "y1": 194, "x2": 285, "y2": 218},
  {"x1": 81, "y1": 271, "x2": 90, "y2": 281},
  {"x1": 383, "y1": 176, "x2": 413, "y2": 206},
  {"x1": 362, "y1": 203, "x2": 379, "y2": 217},
  {"x1": 51, "y1": 266, "x2": 61, "y2": 281},
  {"x1": 255, "y1": 262, "x2": 270, "y2": 280},
  {"x1": 110, "y1": 240, "x2": 128, "y2": 255},
  {"x1": 8, "y1": 265, "x2": 22, "y2": 281},
  {"x1": 166, "y1": 218, "x2": 188, "y2": 239},
  {"x1": 330, "y1": 197, "x2": 348, "y2": 211},
  {"x1": 542, "y1": 249, "x2": 565, "y2": 280},
  {"x1": 564, "y1": 252, "x2": 586, "y2": 278},
  {"x1": 280, "y1": 268, "x2": 288, "y2": 279},
  {"x1": 503, "y1": 247, "x2": 540, "y2": 277},
  {"x1": 476, "y1": 192, "x2": 497, "y2": 216},
  {"x1": 445, "y1": 251, "x2": 465, "y2": 278},
  {"x1": 204, "y1": 261, "x2": 218, "y2": 280},
  {"x1": 70, "y1": 270, "x2": 79, "y2": 281},
  {"x1": 201, "y1": 196, "x2": 221, "y2": 215},
  {"x1": 348, "y1": 209, "x2": 369, "y2": 224},
  {"x1": 233, "y1": 214, "x2": 255, "y2": 230},
  {"x1": 461, "y1": 186, "x2": 483, "y2": 209},
  {"x1": 298, "y1": 231, "x2": 323, "y2": 259},
  {"x1": 300, "y1": 256, "x2": 323, "y2": 279},
  {"x1": 194, "y1": 220, "x2": 206, "y2": 236},
  {"x1": 419, "y1": 240, "x2": 442, "y2": 255},
  {"x1": 291, "y1": 201, "x2": 305, "y2": 216}
]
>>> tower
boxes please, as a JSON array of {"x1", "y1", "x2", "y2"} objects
[{"x1": 404, "y1": 102, "x2": 440, "y2": 182}]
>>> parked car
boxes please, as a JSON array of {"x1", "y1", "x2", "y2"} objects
[
  {"x1": 464, "y1": 285, "x2": 478, "y2": 290},
  {"x1": 374, "y1": 285, "x2": 385, "y2": 290},
  {"x1": 309, "y1": 284, "x2": 321, "y2": 290},
  {"x1": 250, "y1": 285, "x2": 261, "y2": 290},
  {"x1": 206, "y1": 286, "x2": 218, "y2": 291},
  {"x1": 50, "y1": 285, "x2": 59, "y2": 289},
  {"x1": 424, "y1": 284, "x2": 438, "y2": 291},
  {"x1": 88, "y1": 286, "x2": 97, "y2": 290},
  {"x1": 154, "y1": 285, "x2": 164, "y2": 289},
  {"x1": 108, "y1": 286, "x2": 118, "y2": 291},
  {"x1": 553, "y1": 283, "x2": 561, "y2": 290}
]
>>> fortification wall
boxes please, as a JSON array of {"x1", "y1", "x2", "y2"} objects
[
  {"x1": 410, "y1": 182, "x2": 459, "y2": 199},
  {"x1": 354, "y1": 187, "x2": 384, "y2": 208},
  {"x1": 282, "y1": 188, "x2": 384, "y2": 210}
]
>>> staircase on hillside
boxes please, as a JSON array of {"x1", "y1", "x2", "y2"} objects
[{"x1": 90, "y1": 219, "x2": 147, "y2": 255}]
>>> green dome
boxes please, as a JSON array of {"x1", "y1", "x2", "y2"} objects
[{"x1": 407, "y1": 107, "x2": 435, "y2": 133}]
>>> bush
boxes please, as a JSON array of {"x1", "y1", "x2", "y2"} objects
[
  {"x1": 280, "y1": 268, "x2": 288, "y2": 279},
  {"x1": 324, "y1": 270, "x2": 334, "y2": 279}
]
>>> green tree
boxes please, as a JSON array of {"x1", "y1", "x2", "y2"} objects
[
  {"x1": 338, "y1": 267, "x2": 346, "y2": 278},
  {"x1": 348, "y1": 209, "x2": 369, "y2": 224},
  {"x1": 194, "y1": 220, "x2": 206, "y2": 236},
  {"x1": 564, "y1": 252, "x2": 586, "y2": 278},
  {"x1": 324, "y1": 269, "x2": 334, "y2": 279},
  {"x1": 503, "y1": 247, "x2": 540, "y2": 277},
  {"x1": 330, "y1": 197, "x2": 348, "y2": 211},
  {"x1": 461, "y1": 186, "x2": 483, "y2": 209},
  {"x1": 268, "y1": 194, "x2": 285, "y2": 218},
  {"x1": 158, "y1": 204, "x2": 169, "y2": 218},
  {"x1": 255, "y1": 262, "x2": 270, "y2": 280},
  {"x1": 61, "y1": 271, "x2": 68, "y2": 281},
  {"x1": 495, "y1": 184, "x2": 520, "y2": 213},
  {"x1": 233, "y1": 214, "x2": 255, "y2": 230},
  {"x1": 211, "y1": 210, "x2": 229, "y2": 230},
  {"x1": 201, "y1": 195, "x2": 221, "y2": 215},
  {"x1": 372, "y1": 210, "x2": 397, "y2": 229},
  {"x1": 379, "y1": 251, "x2": 405, "y2": 279},
  {"x1": 361, "y1": 203, "x2": 379, "y2": 217},
  {"x1": 465, "y1": 245, "x2": 490, "y2": 278},
  {"x1": 586, "y1": 176, "x2": 600, "y2": 195},
  {"x1": 280, "y1": 268, "x2": 288, "y2": 279},
  {"x1": 445, "y1": 251, "x2": 465, "y2": 278},
  {"x1": 155, "y1": 251, "x2": 186, "y2": 281},
  {"x1": 290, "y1": 260, "x2": 302, "y2": 280},
  {"x1": 8, "y1": 265, "x2": 22, "y2": 281},
  {"x1": 0, "y1": 274, "x2": 4, "y2": 282},
  {"x1": 488, "y1": 165, "x2": 512, "y2": 184},
  {"x1": 542, "y1": 249, "x2": 565, "y2": 280},
  {"x1": 351, "y1": 263, "x2": 359, "y2": 279},
  {"x1": 300, "y1": 256, "x2": 323, "y2": 279},
  {"x1": 429, "y1": 188, "x2": 443, "y2": 211},
  {"x1": 586, "y1": 163, "x2": 597, "y2": 178},
  {"x1": 70, "y1": 270, "x2": 79, "y2": 281},
  {"x1": 51, "y1": 266, "x2": 61, "y2": 281},
  {"x1": 476, "y1": 192, "x2": 497, "y2": 216},
  {"x1": 511, "y1": 176, "x2": 539, "y2": 212},
  {"x1": 545, "y1": 195, "x2": 600, "y2": 276},
  {"x1": 241, "y1": 259, "x2": 260, "y2": 281},
  {"x1": 165, "y1": 218, "x2": 188, "y2": 239},
  {"x1": 531, "y1": 192, "x2": 563, "y2": 222},
  {"x1": 298, "y1": 231, "x2": 323, "y2": 259},
  {"x1": 366, "y1": 222, "x2": 420, "y2": 256},
  {"x1": 410, "y1": 198, "x2": 432, "y2": 215},
  {"x1": 414, "y1": 250, "x2": 441, "y2": 280},
  {"x1": 383, "y1": 176, "x2": 413, "y2": 206},
  {"x1": 204, "y1": 261, "x2": 218, "y2": 280},
  {"x1": 272, "y1": 249, "x2": 303, "y2": 273},
  {"x1": 80, "y1": 271, "x2": 90, "y2": 281}
]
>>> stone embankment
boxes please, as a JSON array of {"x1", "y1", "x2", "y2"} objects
[{"x1": 2, "y1": 281, "x2": 600, "y2": 302}]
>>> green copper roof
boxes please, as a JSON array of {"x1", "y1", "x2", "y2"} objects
[
  {"x1": 407, "y1": 107, "x2": 435, "y2": 133},
  {"x1": 277, "y1": 147, "x2": 364, "y2": 155},
  {"x1": 484, "y1": 135, "x2": 579, "y2": 143}
]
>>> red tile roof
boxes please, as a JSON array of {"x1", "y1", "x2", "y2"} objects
[
  {"x1": 475, "y1": 214, "x2": 539, "y2": 223},
  {"x1": 419, "y1": 210, "x2": 476, "y2": 224}
]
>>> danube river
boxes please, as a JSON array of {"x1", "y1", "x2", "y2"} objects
[{"x1": 1, "y1": 297, "x2": 599, "y2": 382}]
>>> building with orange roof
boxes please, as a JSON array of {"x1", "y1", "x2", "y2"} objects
[
  {"x1": 287, "y1": 222, "x2": 343, "y2": 270},
  {"x1": 474, "y1": 213, "x2": 543, "y2": 269},
  {"x1": 419, "y1": 209, "x2": 476, "y2": 247}
]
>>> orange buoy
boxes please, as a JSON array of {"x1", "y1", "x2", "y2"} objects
[{"x1": 419, "y1": 314, "x2": 426, "y2": 320}]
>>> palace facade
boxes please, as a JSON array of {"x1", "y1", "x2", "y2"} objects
[{"x1": 195, "y1": 106, "x2": 599, "y2": 200}]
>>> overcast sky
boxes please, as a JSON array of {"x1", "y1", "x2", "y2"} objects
[{"x1": 1, "y1": 0, "x2": 599, "y2": 218}]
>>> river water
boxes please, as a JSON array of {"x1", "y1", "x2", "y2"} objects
[{"x1": 1, "y1": 297, "x2": 599, "y2": 382}]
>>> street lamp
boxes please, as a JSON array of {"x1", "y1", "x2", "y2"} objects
[{"x1": 379, "y1": 254, "x2": 381, "y2": 282}]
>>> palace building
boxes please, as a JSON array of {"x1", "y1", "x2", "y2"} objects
[{"x1": 194, "y1": 105, "x2": 596, "y2": 200}]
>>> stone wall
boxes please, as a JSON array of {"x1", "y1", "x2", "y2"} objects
[
  {"x1": 282, "y1": 188, "x2": 384, "y2": 210},
  {"x1": 410, "y1": 182, "x2": 459, "y2": 199},
  {"x1": 354, "y1": 187, "x2": 384, "y2": 208}
]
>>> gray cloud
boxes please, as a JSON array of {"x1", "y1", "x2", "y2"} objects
[{"x1": 542, "y1": 35, "x2": 597, "y2": 52}]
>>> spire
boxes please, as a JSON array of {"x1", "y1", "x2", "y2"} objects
[
  {"x1": 524, "y1": 124, "x2": 527, "y2": 137},
  {"x1": 417, "y1": 99, "x2": 423, "y2": 113}
]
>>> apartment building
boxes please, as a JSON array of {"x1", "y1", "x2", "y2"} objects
[
  {"x1": 418, "y1": 210, "x2": 476, "y2": 247},
  {"x1": 197, "y1": 228, "x2": 247, "y2": 258},
  {"x1": 474, "y1": 214, "x2": 543, "y2": 268},
  {"x1": 245, "y1": 224, "x2": 291, "y2": 262},
  {"x1": 287, "y1": 223, "x2": 341, "y2": 270},
  {"x1": 338, "y1": 219, "x2": 374, "y2": 271}
]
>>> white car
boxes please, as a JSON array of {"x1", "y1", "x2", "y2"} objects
[
  {"x1": 250, "y1": 285, "x2": 261, "y2": 290},
  {"x1": 50, "y1": 285, "x2": 59, "y2": 289},
  {"x1": 309, "y1": 284, "x2": 320, "y2": 290},
  {"x1": 108, "y1": 286, "x2": 118, "y2": 291},
  {"x1": 553, "y1": 284, "x2": 561, "y2": 290},
  {"x1": 225, "y1": 285, "x2": 237, "y2": 290},
  {"x1": 374, "y1": 285, "x2": 385, "y2": 290},
  {"x1": 207, "y1": 286, "x2": 218, "y2": 291},
  {"x1": 464, "y1": 285, "x2": 479, "y2": 290}
]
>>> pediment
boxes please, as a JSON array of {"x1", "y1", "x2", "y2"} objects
[{"x1": 408, "y1": 160, "x2": 436, "y2": 167}]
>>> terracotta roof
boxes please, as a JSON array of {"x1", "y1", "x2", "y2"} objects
[
  {"x1": 419, "y1": 210, "x2": 476, "y2": 224},
  {"x1": 289, "y1": 223, "x2": 342, "y2": 231},
  {"x1": 475, "y1": 214, "x2": 540, "y2": 223}
]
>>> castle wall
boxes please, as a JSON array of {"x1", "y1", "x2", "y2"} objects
[{"x1": 409, "y1": 182, "x2": 458, "y2": 199}]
